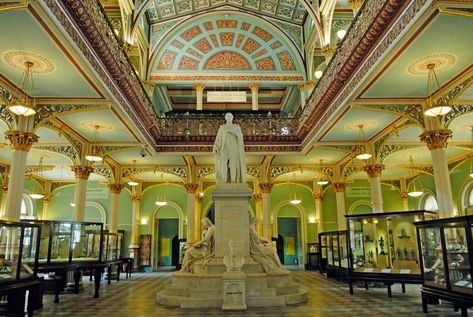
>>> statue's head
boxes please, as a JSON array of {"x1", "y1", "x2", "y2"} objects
[
  {"x1": 225, "y1": 112, "x2": 233, "y2": 123},
  {"x1": 201, "y1": 217, "x2": 213, "y2": 228}
]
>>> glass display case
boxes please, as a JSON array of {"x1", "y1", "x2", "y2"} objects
[
  {"x1": 22, "y1": 220, "x2": 104, "y2": 264},
  {"x1": 0, "y1": 221, "x2": 41, "y2": 283},
  {"x1": 103, "y1": 231, "x2": 123, "y2": 262},
  {"x1": 346, "y1": 210, "x2": 437, "y2": 275},
  {"x1": 306, "y1": 243, "x2": 319, "y2": 271},
  {"x1": 318, "y1": 233, "x2": 327, "y2": 273},
  {"x1": 318, "y1": 231, "x2": 349, "y2": 278},
  {"x1": 415, "y1": 216, "x2": 473, "y2": 315}
]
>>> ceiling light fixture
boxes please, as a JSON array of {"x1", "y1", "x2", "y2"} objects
[
  {"x1": 336, "y1": 29, "x2": 347, "y2": 40},
  {"x1": 9, "y1": 61, "x2": 37, "y2": 116},
  {"x1": 317, "y1": 159, "x2": 329, "y2": 185},
  {"x1": 127, "y1": 160, "x2": 140, "y2": 186},
  {"x1": 29, "y1": 157, "x2": 45, "y2": 200},
  {"x1": 408, "y1": 156, "x2": 424, "y2": 197},
  {"x1": 424, "y1": 63, "x2": 452, "y2": 117},
  {"x1": 289, "y1": 173, "x2": 302, "y2": 205},
  {"x1": 85, "y1": 125, "x2": 103, "y2": 162},
  {"x1": 469, "y1": 127, "x2": 473, "y2": 178},
  {"x1": 355, "y1": 124, "x2": 372, "y2": 160},
  {"x1": 155, "y1": 173, "x2": 168, "y2": 206}
]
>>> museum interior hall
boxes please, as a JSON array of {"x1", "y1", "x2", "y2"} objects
[{"x1": 0, "y1": 0, "x2": 472, "y2": 316}]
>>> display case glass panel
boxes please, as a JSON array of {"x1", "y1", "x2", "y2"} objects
[
  {"x1": 339, "y1": 232, "x2": 348, "y2": 268},
  {"x1": 51, "y1": 223, "x2": 72, "y2": 262},
  {"x1": 320, "y1": 234, "x2": 327, "y2": 259},
  {"x1": 444, "y1": 227, "x2": 472, "y2": 293},
  {"x1": 71, "y1": 223, "x2": 102, "y2": 262},
  {"x1": 418, "y1": 227, "x2": 446, "y2": 288},
  {"x1": 347, "y1": 210, "x2": 436, "y2": 274},
  {"x1": 332, "y1": 234, "x2": 339, "y2": 267},
  {"x1": 21, "y1": 226, "x2": 38, "y2": 277},
  {"x1": 327, "y1": 233, "x2": 334, "y2": 266}
]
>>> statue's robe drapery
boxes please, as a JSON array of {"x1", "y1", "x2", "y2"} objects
[{"x1": 213, "y1": 123, "x2": 246, "y2": 183}]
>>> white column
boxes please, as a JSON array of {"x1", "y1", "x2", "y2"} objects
[
  {"x1": 3, "y1": 131, "x2": 38, "y2": 221},
  {"x1": 195, "y1": 82, "x2": 205, "y2": 111},
  {"x1": 364, "y1": 164, "x2": 385, "y2": 213},
  {"x1": 71, "y1": 166, "x2": 94, "y2": 222},
  {"x1": 249, "y1": 83, "x2": 260, "y2": 111},
  {"x1": 184, "y1": 183, "x2": 198, "y2": 242},
  {"x1": 259, "y1": 183, "x2": 273, "y2": 239},
  {"x1": 0, "y1": 183, "x2": 8, "y2": 218},
  {"x1": 253, "y1": 193, "x2": 263, "y2": 235},
  {"x1": 298, "y1": 84, "x2": 306, "y2": 110},
  {"x1": 129, "y1": 193, "x2": 142, "y2": 264},
  {"x1": 420, "y1": 129, "x2": 454, "y2": 217},
  {"x1": 108, "y1": 184, "x2": 124, "y2": 233},
  {"x1": 333, "y1": 182, "x2": 347, "y2": 230},
  {"x1": 313, "y1": 192, "x2": 324, "y2": 233}
]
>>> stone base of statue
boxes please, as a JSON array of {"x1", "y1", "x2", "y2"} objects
[{"x1": 156, "y1": 183, "x2": 307, "y2": 309}]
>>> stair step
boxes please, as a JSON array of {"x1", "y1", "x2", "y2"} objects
[
  {"x1": 285, "y1": 289, "x2": 308, "y2": 305},
  {"x1": 247, "y1": 288, "x2": 276, "y2": 297},
  {"x1": 156, "y1": 293, "x2": 182, "y2": 307},
  {"x1": 246, "y1": 296, "x2": 286, "y2": 307},
  {"x1": 181, "y1": 298, "x2": 223, "y2": 308}
]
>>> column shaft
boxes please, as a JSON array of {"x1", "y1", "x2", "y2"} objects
[
  {"x1": 314, "y1": 193, "x2": 324, "y2": 234},
  {"x1": 253, "y1": 193, "x2": 263, "y2": 235},
  {"x1": 108, "y1": 184, "x2": 124, "y2": 234},
  {"x1": 369, "y1": 176, "x2": 383, "y2": 213},
  {"x1": 259, "y1": 183, "x2": 273, "y2": 239},
  {"x1": 249, "y1": 83, "x2": 260, "y2": 111},
  {"x1": 333, "y1": 182, "x2": 346, "y2": 230},
  {"x1": 184, "y1": 183, "x2": 198, "y2": 242},
  {"x1": 195, "y1": 83, "x2": 205, "y2": 111},
  {"x1": 4, "y1": 150, "x2": 28, "y2": 221},
  {"x1": 431, "y1": 148, "x2": 454, "y2": 216},
  {"x1": 73, "y1": 179, "x2": 88, "y2": 221}
]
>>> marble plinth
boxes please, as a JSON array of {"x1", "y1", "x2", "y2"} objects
[{"x1": 222, "y1": 271, "x2": 247, "y2": 310}]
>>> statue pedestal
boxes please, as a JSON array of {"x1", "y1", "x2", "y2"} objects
[
  {"x1": 222, "y1": 271, "x2": 247, "y2": 310},
  {"x1": 212, "y1": 183, "x2": 251, "y2": 258}
]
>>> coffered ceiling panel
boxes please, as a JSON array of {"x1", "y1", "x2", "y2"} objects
[
  {"x1": 320, "y1": 108, "x2": 399, "y2": 142},
  {"x1": 361, "y1": 14, "x2": 473, "y2": 99},
  {"x1": 0, "y1": 9, "x2": 101, "y2": 98},
  {"x1": 58, "y1": 109, "x2": 137, "y2": 143},
  {"x1": 383, "y1": 146, "x2": 468, "y2": 165}
]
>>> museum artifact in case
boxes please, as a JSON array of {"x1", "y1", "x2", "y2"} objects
[
  {"x1": 415, "y1": 215, "x2": 473, "y2": 317},
  {"x1": 318, "y1": 231, "x2": 348, "y2": 279},
  {"x1": 102, "y1": 231, "x2": 123, "y2": 262},
  {"x1": 345, "y1": 210, "x2": 437, "y2": 296}
]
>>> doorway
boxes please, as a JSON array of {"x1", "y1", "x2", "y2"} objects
[
  {"x1": 155, "y1": 218, "x2": 178, "y2": 269},
  {"x1": 277, "y1": 218, "x2": 299, "y2": 266}
]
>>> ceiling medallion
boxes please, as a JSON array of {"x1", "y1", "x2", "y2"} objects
[
  {"x1": 407, "y1": 53, "x2": 456, "y2": 76},
  {"x1": 345, "y1": 120, "x2": 377, "y2": 131},
  {"x1": 80, "y1": 120, "x2": 114, "y2": 131},
  {"x1": 2, "y1": 50, "x2": 56, "y2": 74}
]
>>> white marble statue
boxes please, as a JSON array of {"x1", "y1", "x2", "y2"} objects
[
  {"x1": 223, "y1": 240, "x2": 245, "y2": 272},
  {"x1": 180, "y1": 218, "x2": 215, "y2": 273},
  {"x1": 249, "y1": 218, "x2": 289, "y2": 275},
  {"x1": 213, "y1": 112, "x2": 246, "y2": 183}
]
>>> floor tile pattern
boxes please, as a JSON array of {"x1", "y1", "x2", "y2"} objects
[{"x1": 34, "y1": 271, "x2": 467, "y2": 316}]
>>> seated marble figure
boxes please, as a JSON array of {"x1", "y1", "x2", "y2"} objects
[{"x1": 180, "y1": 218, "x2": 215, "y2": 273}]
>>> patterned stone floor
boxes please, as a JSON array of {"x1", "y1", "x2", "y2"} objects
[{"x1": 34, "y1": 271, "x2": 467, "y2": 317}]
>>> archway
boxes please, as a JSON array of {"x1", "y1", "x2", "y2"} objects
[
  {"x1": 348, "y1": 200, "x2": 373, "y2": 215},
  {"x1": 84, "y1": 201, "x2": 107, "y2": 224}
]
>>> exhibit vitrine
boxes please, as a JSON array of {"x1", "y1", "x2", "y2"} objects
[
  {"x1": 415, "y1": 215, "x2": 473, "y2": 316},
  {"x1": 0, "y1": 221, "x2": 41, "y2": 283},
  {"x1": 102, "y1": 231, "x2": 123, "y2": 262},
  {"x1": 22, "y1": 220, "x2": 104, "y2": 264},
  {"x1": 345, "y1": 210, "x2": 437, "y2": 296},
  {"x1": 318, "y1": 231, "x2": 349, "y2": 278}
]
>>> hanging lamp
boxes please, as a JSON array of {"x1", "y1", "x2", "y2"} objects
[
  {"x1": 355, "y1": 124, "x2": 372, "y2": 160},
  {"x1": 85, "y1": 125, "x2": 103, "y2": 162},
  {"x1": 317, "y1": 159, "x2": 329, "y2": 185},
  {"x1": 424, "y1": 63, "x2": 452, "y2": 117},
  {"x1": 9, "y1": 61, "x2": 37, "y2": 116},
  {"x1": 127, "y1": 160, "x2": 139, "y2": 186},
  {"x1": 469, "y1": 127, "x2": 473, "y2": 178},
  {"x1": 408, "y1": 156, "x2": 424, "y2": 197},
  {"x1": 29, "y1": 157, "x2": 45, "y2": 199},
  {"x1": 155, "y1": 173, "x2": 168, "y2": 206},
  {"x1": 289, "y1": 173, "x2": 302, "y2": 205}
]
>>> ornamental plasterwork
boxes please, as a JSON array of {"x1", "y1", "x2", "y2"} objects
[
  {"x1": 92, "y1": 167, "x2": 113, "y2": 181},
  {"x1": 25, "y1": 166, "x2": 55, "y2": 174},
  {"x1": 317, "y1": 144, "x2": 358, "y2": 153},
  {"x1": 443, "y1": 74, "x2": 473, "y2": 104},
  {"x1": 444, "y1": 104, "x2": 473, "y2": 127},
  {"x1": 150, "y1": 18, "x2": 186, "y2": 49},
  {"x1": 270, "y1": 19, "x2": 303, "y2": 51},
  {"x1": 98, "y1": 145, "x2": 142, "y2": 156},
  {"x1": 247, "y1": 167, "x2": 261, "y2": 179},
  {"x1": 196, "y1": 167, "x2": 214, "y2": 179},
  {"x1": 342, "y1": 165, "x2": 364, "y2": 179},
  {"x1": 32, "y1": 145, "x2": 78, "y2": 164},
  {"x1": 378, "y1": 144, "x2": 422, "y2": 163},
  {"x1": 123, "y1": 166, "x2": 187, "y2": 181},
  {"x1": 41, "y1": 120, "x2": 84, "y2": 158},
  {"x1": 373, "y1": 119, "x2": 419, "y2": 158},
  {"x1": 270, "y1": 166, "x2": 298, "y2": 179},
  {"x1": 34, "y1": 104, "x2": 110, "y2": 127},
  {"x1": 0, "y1": 105, "x2": 13, "y2": 129},
  {"x1": 351, "y1": 104, "x2": 424, "y2": 126}
]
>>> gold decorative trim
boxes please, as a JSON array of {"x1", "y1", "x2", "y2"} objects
[
  {"x1": 400, "y1": 191, "x2": 409, "y2": 200},
  {"x1": 43, "y1": 194, "x2": 53, "y2": 203},
  {"x1": 253, "y1": 193, "x2": 263, "y2": 202},
  {"x1": 5, "y1": 130, "x2": 39, "y2": 151},
  {"x1": 306, "y1": 80, "x2": 315, "y2": 89},
  {"x1": 184, "y1": 183, "x2": 199, "y2": 194},
  {"x1": 248, "y1": 83, "x2": 260, "y2": 91},
  {"x1": 332, "y1": 182, "x2": 347, "y2": 193},
  {"x1": 313, "y1": 192, "x2": 324, "y2": 201},
  {"x1": 194, "y1": 82, "x2": 205, "y2": 91},
  {"x1": 132, "y1": 194, "x2": 143, "y2": 203},
  {"x1": 108, "y1": 183, "x2": 124, "y2": 194},
  {"x1": 419, "y1": 128, "x2": 453, "y2": 150},
  {"x1": 407, "y1": 54, "x2": 456, "y2": 76},
  {"x1": 321, "y1": 45, "x2": 336, "y2": 60},
  {"x1": 345, "y1": 120, "x2": 377, "y2": 131},
  {"x1": 1, "y1": 184, "x2": 8, "y2": 194},
  {"x1": 79, "y1": 120, "x2": 114, "y2": 131},
  {"x1": 363, "y1": 164, "x2": 385, "y2": 178},
  {"x1": 71, "y1": 166, "x2": 94, "y2": 180},
  {"x1": 259, "y1": 183, "x2": 273, "y2": 193},
  {"x1": 2, "y1": 50, "x2": 56, "y2": 74}
]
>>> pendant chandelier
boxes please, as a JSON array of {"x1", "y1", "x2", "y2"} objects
[
  {"x1": 289, "y1": 173, "x2": 301, "y2": 205},
  {"x1": 85, "y1": 125, "x2": 103, "y2": 162},
  {"x1": 127, "y1": 160, "x2": 139, "y2": 186},
  {"x1": 408, "y1": 156, "x2": 423, "y2": 197},
  {"x1": 355, "y1": 124, "x2": 372, "y2": 160},
  {"x1": 155, "y1": 173, "x2": 168, "y2": 206},
  {"x1": 29, "y1": 157, "x2": 45, "y2": 200},
  {"x1": 9, "y1": 61, "x2": 37, "y2": 116},
  {"x1": 317, "y1": 159, "x2": 329, "y2": 185},
  {"x1": 424, "y1": 63, "x2": 452, "y2": 117},
  {"x1": 469, "y1": 127, "x2": 473, "y2": 178}
]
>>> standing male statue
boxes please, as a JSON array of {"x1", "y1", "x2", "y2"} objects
[{"x1": 213, "y1": 112, "x2": 246, "y2": 183}]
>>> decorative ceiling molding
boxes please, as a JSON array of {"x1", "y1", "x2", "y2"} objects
[
  {"x1": 40, "y1": 120, "x2": 84, "y2": 161},
  {"x1": 93, "y1": 167, "x2": 113, "y2": 181},
  {"x1": 32, "y1": 145, "x2": 78, "y2": 164},
  {"x1": 444, "y1": 104, "x2": 473, "y2": 128},
  {"x1": 351, "y1": 104, "x2": 424, "y2": 126},
  {"x1": 34, "y1": 104, "x2": 111, "y2": 128},
  {"x1": 121, "y1": 166, "x2": 187, "y2": 180},
  {"x1": 378, "y1": 144, "x2": 422, "y2": 163},
  {"x1": 373, "y1": 119, "x2": 419, "y2": 160},
  {"x1": 0, "y1": 105, "x2": 14, "y2": 130},
  {"x1": 196, "y1": 167, "x2": 214, "y2": 179},
  {"x1": 342, "y1": 165, "x2": 364, "y2": 180}
]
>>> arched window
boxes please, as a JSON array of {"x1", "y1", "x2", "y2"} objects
[
  {"x1": 20, "y1": 193, "x2": 35, "y2": 219},
  {"x1": 422, "y1": 194, "x2": 438, "y2": 212}
]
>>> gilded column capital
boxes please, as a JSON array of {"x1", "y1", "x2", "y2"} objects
[
  {"x1": 419, "y1": 129, "x2": 453, "y2": 150},
  {"x1": 348, "y1": 0, "x2": 363, "y2": 11},
  {"x1": 400, "y1": 191, "x2": 409, "y2": 200},
  {"x1": 5, "y1": 130, "x2": 39, "y2": 151},
  {"x1": 313, "y1": 192, "x2": 324, "y2": 201},
  {"x1": 132, "y1": 194, "x2": 143, "y2": 203},
  {"x1": 108, "y1": 183, "x2": 124, "y2": 194},
  {"x1": 43, "y1": 195, "x2": 53, "y2": 203},
  {"x1": 194, "y1": 82, "x2": 205, "y2": 91},
  {"x1": 253, "y1": 193, "x2": 263, "y2": 202},
  {"x1": 1, "y1": 184, "x2": 7, "y2": 194},
  {"x1": 259, "y1": 183, "x2": 273, "y2": 193},
  {"x1": 184, "y1": 183, "x2": 199, "y2": 194},
  {"x1": 297, "y1": 83, "x2": 305, "y2": 92},
  {"x1": 249, "y1": 83, "x2": 260, "y2": 91},
  {"x1": 71, "y1": 165, "x2": 94, "y2": 180},
  {"x1": 363, "y1": 164, "x2": 385, "y2": 178},
  {"x1": 195, "y1": 193, "x2": 203, "y2": 203},
  {"x1": 306, "y1": 80, "x2": 316, "y2": 90},
  {"x1": 322, "y1": 45, "x2": 336, "y2": 60},
  {"x1": 332, "y1": 182, "x2": 347, "y2": 193}
]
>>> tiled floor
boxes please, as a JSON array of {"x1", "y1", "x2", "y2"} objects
[{"x1": 34, "y1": 271, "x2": 467, "y2": 317}]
